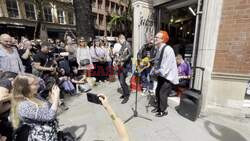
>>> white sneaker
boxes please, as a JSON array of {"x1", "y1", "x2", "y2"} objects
[
  {"x1": 149, "y1": 90, "x2": 155, "y2": 95},
  {"x1": 141, "y1": 89, "x2": 148, "y2": 96},
  {"x1": 140, "y1": 92, "x2": 146, "y2": 96}
]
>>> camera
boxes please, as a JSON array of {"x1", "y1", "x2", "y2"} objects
[{"x1": 53, "y1": 53, "x2": 59, "y2": 58}]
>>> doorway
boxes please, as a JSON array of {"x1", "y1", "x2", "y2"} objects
[{"x1": 154, "y1": 0, "x2": 202, "y2": 64}]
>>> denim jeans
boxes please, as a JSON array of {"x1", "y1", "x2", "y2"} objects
[{"x1": 140, "y1": 67, "x2": 154, "y2": 91}]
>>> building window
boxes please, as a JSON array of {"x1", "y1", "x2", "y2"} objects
[
  {"x1": 111, "y1": 2, "x2": 115, "y2": 13},
  {"x1": 116, "y1": 5, "x2": 120, "y2": 14},
  {"x1": 6, "y1": 0, "x2": 19, "y2": 18},
  {"x1": 105, "y1": 0, "x2": 110, "y2": 11},
  {"x1": 44, "y1": 6, "x2": 52, "y2": 22},
  {"x1": 94, "y1": 15, "x2": 97, "y2": 25},
  {"x1": 98, "y1": 0, "x2": 102, "y2": 9},
  {"x1": 91, "y1": 0, "x2": 96, "y2": 8},
  {"x1": 24, "y1": 1, "x2": 36, "y2": 20},
  {"x1": 99, "y1": 14, "x2": 103, "y2": 26},
  {"x1": 121, "y1": 6, "x2": 124, "y2": 12},
  {"x1": 57, "y1": 9, "x2": 65, "y2": 24},
  {"x1": 68, "y1": 12, "x2": 74, "y2": 25}
]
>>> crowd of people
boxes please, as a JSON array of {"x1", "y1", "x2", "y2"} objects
[
  {"x1": 0, "y1": 30, "x2": 192, "y2": 141},
  {"x1": 0, "y1": 32, "x2": 130, "y2": 141}
]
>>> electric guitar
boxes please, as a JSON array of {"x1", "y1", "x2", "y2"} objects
[{"x1": 113, "y1": 48, "x2": 128, "y2": 70}]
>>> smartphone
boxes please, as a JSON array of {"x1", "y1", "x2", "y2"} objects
[{"x1": 86, "y1": 93, "x2": 102, "y2": 105}]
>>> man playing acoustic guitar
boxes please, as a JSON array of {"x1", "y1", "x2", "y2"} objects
[{"x1": 137, "y1": 36, "x2": 157, "y2": 94}]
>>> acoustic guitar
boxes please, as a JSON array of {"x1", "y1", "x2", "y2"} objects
[{"x1": 136, "y1": 57, "x2": 154, "y2": 73}]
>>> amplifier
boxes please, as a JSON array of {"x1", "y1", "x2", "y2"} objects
[
  {"x1": 177, "y1": 89, "x2": 202, "y2": 121},
  {"x1": 176, "y1": 66, "x2": 204, "y2": 121}
]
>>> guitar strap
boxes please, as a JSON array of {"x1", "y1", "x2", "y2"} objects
[{"x1": 156, "y1": 45, "x2": 167, "y2": 69}]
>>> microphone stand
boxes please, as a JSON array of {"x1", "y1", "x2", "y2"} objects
[{"x1": 124, "y1": 59, "x2": 152, "y2": 124}]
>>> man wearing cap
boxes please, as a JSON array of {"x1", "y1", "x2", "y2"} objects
[{"x1": 151, "y1": 31, "x2": 179, "y2": 117}]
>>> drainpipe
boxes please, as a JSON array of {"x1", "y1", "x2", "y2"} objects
[{"x1": 192, "y1": 0, "x2": 203, "y2": 85}]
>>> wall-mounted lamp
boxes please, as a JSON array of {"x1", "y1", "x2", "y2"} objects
[
  {"x1": 188, "y1": 6, "x2": 196, "y2": 16},
  {"x1": 170, "y1": 16, "x2": 174, "y2": 23}
]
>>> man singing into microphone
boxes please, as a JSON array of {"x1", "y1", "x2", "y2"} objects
[{"x1": 151, "y1": 31, "x2": 179, "y2": 117}]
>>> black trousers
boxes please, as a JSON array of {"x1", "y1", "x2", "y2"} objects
[
  {"x1": 118, "y1": 65, "x2": 130, "y2": 97},
  {"x1": 156, "y1": 76, "x2": 172, "y2": 112}
]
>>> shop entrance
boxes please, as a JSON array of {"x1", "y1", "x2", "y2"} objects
[{"x1": 154, "y1": 0, "x2": 202, "y2": 64}]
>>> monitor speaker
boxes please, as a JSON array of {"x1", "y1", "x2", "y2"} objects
[{"x1": 177, "y1": 89, "x2": 202, "y2": 121}]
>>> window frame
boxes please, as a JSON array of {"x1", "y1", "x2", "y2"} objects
[
  {"x1": 43, "y1": 6, "x2": 53, "y2": 22},
  {"x1": 5, "y1": 0, "x2": 19, "y2": 18},
  {"x1": 24, "y1": 0, "x2": 36, "y2": 20},
  {"x1": 67, "y1": 11, "x2": 74, "y2": 25},
  {"x1": 57, "y1": 9, "x2": 65, "y2": 24}
]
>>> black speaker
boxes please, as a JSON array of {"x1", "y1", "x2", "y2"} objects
[
  {"x1": 177, "y1": 66, "x2": 204, "y2": 121},
  {"x1": 177, "y1": 89, "x2": 202, "y2": 121}
]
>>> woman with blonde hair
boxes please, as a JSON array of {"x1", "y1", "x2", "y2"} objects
[
  {"x1": 76, "y1": 37, "x2": 94, "y2": 77},
  {"x1": 11, "y1": 73, "x2": 60, "y2": 141}
]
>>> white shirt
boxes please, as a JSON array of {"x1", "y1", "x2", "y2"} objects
[
  {"x1": 112, "y1": 43, "x2": 122, "y2": 55},
  {"x1": 156, "y1": 43, "x2": 179, "y2": 85},
  {"x1": 76, "y1": 46, "x2": 94, "y2": 70}
]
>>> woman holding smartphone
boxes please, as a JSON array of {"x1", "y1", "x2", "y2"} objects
[{"x1": 11, "y1": 73, "x2": 60, "y2": 141}]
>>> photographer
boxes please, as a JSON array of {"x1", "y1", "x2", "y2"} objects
[
  {"x1": 65, "y1": 34, "x2": 78, "y2": 71},
  {"x1": 18, "y1": 39, "x2": 33, "y2": 73},
  {"x1": 32, "y1": 42, "x2": 56, "y2": 77}
]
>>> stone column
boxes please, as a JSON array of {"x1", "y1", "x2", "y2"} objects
[
  {"x1": 18, "y1": 0, "x2": 26, "y2": 19},
  {"x1": 103, "y1": 0, "x2": 107, "y2": 36},
  {"x1": 52, "y1": 3, "x2": 58, "y2": 23},
  {"x1": 0, "y1": 0, "x2": 4, "y2": 17},
  {"x1": 193, "y1": 0, "x2": 223, "y2": 115},
  {"x1": 132, "y1": 0, "x2": 153, "y2": 63},
  {"x1": 1, "y1": 0, "x2": 9, "y2": 17}
]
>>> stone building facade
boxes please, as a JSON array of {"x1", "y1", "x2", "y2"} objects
[
  {"x1": 0, "y1": 0, "x2": 129, "y2": 39},
  {"x1": 205, "y1": 0, "x2": 250, "y2": 116},
  {"x1": 91, "y1": 0, "x2": 129, "y2": 36},
  {"x1": 132, "y1": 0, "x2": 250, "y2": 117},
  {"x1": 0, "y1": 0, "x2": 75, "y2": 39}
]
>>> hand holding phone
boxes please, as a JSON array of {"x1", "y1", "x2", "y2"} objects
[
  {"x1": 87, "y1": 93, "x2": 104, "y2": 105},
  {"x1": 98, "y1": 94, "x2": 111, "y2": 108}
]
